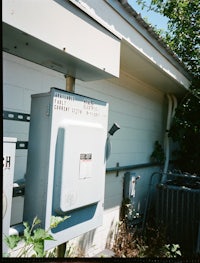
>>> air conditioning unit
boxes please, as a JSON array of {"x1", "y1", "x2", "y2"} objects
[{"x1": 156, "y1": 179, "x2": 200, "y2": 255}]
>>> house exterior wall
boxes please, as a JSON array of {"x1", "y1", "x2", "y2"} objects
[
  {"x1": 3, "y1": 51, "x2": 165, "y2": 255},
  {"x1": 3, "y1": 0, "x2": 190, "y2": 257}
]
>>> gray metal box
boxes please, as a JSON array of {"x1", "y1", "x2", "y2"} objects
[{"x1": 23, "y1": 88, "x2": 108, "y2": 250}]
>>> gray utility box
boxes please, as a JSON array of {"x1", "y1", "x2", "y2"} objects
[{"x1": 23, "y1": 88, "x2": 108, "y2": 250}]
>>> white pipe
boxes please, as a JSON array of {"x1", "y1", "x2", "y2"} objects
[
  {"x1": 162, "y1": 94, "x2": 173, "y2": 181},
  {"x1": 171, "y1": 94, "x2": 178, "y2": 119},
  {"x1": 162, "y1": 94, "x2": 178, "y2": 181}
]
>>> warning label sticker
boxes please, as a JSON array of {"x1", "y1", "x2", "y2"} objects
[{"x1": 79, "y1": 153, "x2": 92, "y2": 179}]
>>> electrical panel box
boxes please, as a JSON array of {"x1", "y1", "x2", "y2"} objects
[
  {"x1": 23, "y1": 88, "x2": 108, "y2": 250},
  {"x1": 124, "y1": 172, "x2": 141, "y2": 213},
  {"x1": 3, "y1": 137, "x2": 17, "y2": 254}
]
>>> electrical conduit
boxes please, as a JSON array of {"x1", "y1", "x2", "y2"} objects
[{"x1": 162, "y1": 94, "x2": 177, "y2": 182}]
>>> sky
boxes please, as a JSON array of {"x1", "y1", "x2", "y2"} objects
[{"x1": 127, "y1": 0, "x2": 169, "y2": 32}]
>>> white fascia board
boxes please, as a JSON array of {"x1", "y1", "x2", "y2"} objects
[
  {"x1": 121, "y1": 39, "x2": 191, "y2": 91},
  {"x1": 69, "y1": 0, "x2": 122, "y2": 40},
  {"x1": 70, "y1": 0, "x2": 190, "y2": 90},
  {"x1": 104, "y1": 0, "x2": 191, "y2": 90}
]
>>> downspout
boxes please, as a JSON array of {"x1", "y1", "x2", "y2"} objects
[{"x1": 162, "y1": 94, "x2": 177, "y2": 182}]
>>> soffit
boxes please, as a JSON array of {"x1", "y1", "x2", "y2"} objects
[{"x1": 121, "y1": 40, "x2": 189, "y2": 95}]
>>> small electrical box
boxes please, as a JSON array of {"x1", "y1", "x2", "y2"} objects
[
  {"x1": 3, "y1": 137, "x2": 17, "y2": 254},
  {"x1": 124, "y1": 172, "x2": 137, "y2": 199},
  {"x1": 23, "y1": 88, "x2": 108, "y2": 250}
]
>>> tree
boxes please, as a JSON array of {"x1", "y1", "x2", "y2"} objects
[
  {"x1": 137, "y1": 0, "x2": 200, "y2": 174},
  {"x1": 137, "y1": 0, "x2": 200, "y2": 76},
  {"x1": 169, "y1": 78, "x2": 200, "y2": 174}
]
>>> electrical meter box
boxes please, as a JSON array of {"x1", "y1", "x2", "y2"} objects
[
  {"x1": 23, "y1": 88, "x2": 108, "y2": 250},
  {"x1": 3, "y1": 137, "x2": 17, "y2": 254}
]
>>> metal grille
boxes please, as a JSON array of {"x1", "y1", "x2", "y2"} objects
[{"x1": 156, "y1": 183, "x2": 200, "y2": 254}]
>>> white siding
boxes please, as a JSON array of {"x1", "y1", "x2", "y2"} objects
[
  {"x1": 75, "y1": 72, "x2": 165, "y2": 168},
  {"x1": 3, "y1": 52, "x2": 166, "y2": 255},
  {"x1": 3, "y1": 52, "x2": 66, "y2": 182}
]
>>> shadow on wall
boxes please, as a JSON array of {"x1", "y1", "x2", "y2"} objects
[
  {"x1": 77, "y1": 219, "x2": 118, "y2": 255},
  {"x1": 106, "y1": 219, "x2": 117, "y2": 249},
  {"x1": 104, "y1": 172, "x2": 124, "y2": 210},
  {"x1": 78, "y1": 228, "x2": 96, "y2": 256}
]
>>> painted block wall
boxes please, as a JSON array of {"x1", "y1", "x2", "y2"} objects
[{"x1": 3, "y1": 52, "x2": 166, "y2": 255}]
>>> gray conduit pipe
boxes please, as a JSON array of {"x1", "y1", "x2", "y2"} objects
[{"x1": 163, "y1": 94, "x2": 173, "y2": 179}]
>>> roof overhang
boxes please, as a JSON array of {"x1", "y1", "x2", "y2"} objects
[
  {"x1": 2, "y1": 0, "x2": 120, "y2": 81},
  {"x1": 121, "y1": 40, "x2": 191, "y2": 95},
  {"x1": 3, "y1": 0, "x2": 191, "y2": 94},
  {"x1": 3, "y1": 23, "x2": 116, "y2": 81}
]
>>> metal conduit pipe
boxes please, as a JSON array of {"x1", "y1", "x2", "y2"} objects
[
  {"x1": 106, "y1": 162, "x2": 161, "y2": 173},
  {"x1": 162, "y1": 94, "x2": 176, "y2": 182},
  {"x1": 163, "y1": 94, "x2": 173, "y2": 177},
  {"x1": 65, "y1": 75, "x2": 75, "y2": 93}
]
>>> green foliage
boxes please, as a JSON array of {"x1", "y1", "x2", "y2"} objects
[
  {"x1": 164, "y1": 244, "x2": 182, "y2": 258},
  {"x1": 4, "y1": 215, "x2": 70, "y2": 258},
  {"x1": 158, "y1": 0, "x2": 199, "y2": 76},
  {"x1": 50, "y1": 215, "x2": 70, "y2": 229},
  {"x1": 137, "y1": 0, "x2": 200, "y2": 77},
  {"x1": 120, "y1": 198, "x2": 140, "y2": 221},
  {"x1": 169, "y1": 79, "x2": 200, "y2": 174},
  {"x1": 4, "y1": 235, "x2": 21, "y2": 250},
  {"x1": 150, "y1": 140, "x2": 165, "y2": 164},
  {"x1": 136, "y1": 0, "x2": 200, "y2": 174}
]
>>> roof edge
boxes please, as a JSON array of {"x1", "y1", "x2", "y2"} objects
[{"x1": 108, "y1": 0, "x2": 192, "y2": 81}]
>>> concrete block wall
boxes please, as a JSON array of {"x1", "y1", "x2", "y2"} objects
[{"x1": 3, "y1": 51, "x2": 165, "y2": 255}]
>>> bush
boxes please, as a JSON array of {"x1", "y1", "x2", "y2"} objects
[
  {"x1": 113, "y1": 220, "x2": 181, "y2": 258},
  {"x1": 4, "y1": 215, "x2": 69, "y2": 257}
]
